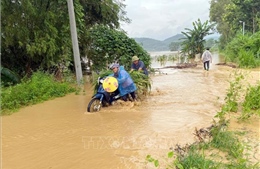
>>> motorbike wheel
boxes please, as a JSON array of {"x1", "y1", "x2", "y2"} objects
[{"x1": 87, "y1": 98, "x2": 102, "y2": 112}]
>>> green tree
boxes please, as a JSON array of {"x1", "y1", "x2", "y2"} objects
[
  {"x1": 181, "y1": 19, "x2": 216, "y2": 58},
  {"x1": 210, "y1": 0, "x2": 233, "y2": 49},
  {"x1": 229, "y1": 0, "x2": 260, "y2": 34},
  {"x1": 1, "y1": 0, "x2": 80, "y2": 76},
  {"x1": 78, "y1": 0, "x2": 130, "y2": 59},
  {"x1": 85, "y1": 25, "x2": 151, "y2": 71},
  {"x1": 1, "y1": 0, "x2": 129, "y2": 80},
  {"x1": 209, "y1": 0, "x2": 260, "y2": 49}
]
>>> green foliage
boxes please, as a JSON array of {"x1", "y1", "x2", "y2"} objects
[
  {"x1": 146, "y1": 155, "x2": 159, "y2": 167},
  {"x1": 155, "y1": 54, "x2": 177, "y2": 67},
  {"x1": 1, "y1": 0, "x2": 129, "y2": 80},
  {"x1": 237, "y1": 50, "x2": 260, "y2": 68},
  {"x1": 177, "y1": 150, "x2": 217, "y2": 169},
  {"x1": 156, "y1": 55, "x2": 168, "y2": 66},
  {"x1": 1, "y1": 72, "x2": 76, "y2": 115},
  {"x1": 172, "y1": 123, "x2": 258, "y2": 169},
  {"x1": 168, "y1": 55, "x2": 178, "y2": 63},
  {"x1": 209, "y1": 0, "x2": 260, "y2": 49},
  {"x1": 176, "y1": 124, "x2": 258, "y2": 169},
  {"x1": 216, "y1": 70, "x2": 260, "y2": 121},
  {"x1": 1, "y1": 0, "x2": 76, "y2": 76},
  {"x1": 86, "y1": 25, "x2": 151, "y2": 72},
  {"x1": 224, "y1": 32, "x2": 260, "y2": 68},
  {"x1": 210, "y1": 128, "x2": 244, "y2": 159},
  {"x1": 1, "y1": 66, "x2": 20, "y2": 86},
  {"x1": 216, "y1": 71, "x2": 244, "y2": 120},
  {"x1": 225, "y1": 0, "x2": 260, "y2": 34},
  {"x1": 146, "y1": 151, "x2": 179, "y2": 168},
  {"x1": 181, "y1": 19, "x2": 216, "y2": 58},
  {"x1": 79, "y1": 0, "x2": 129, "y2": 29},
  {"x1": 241, "y1": 82, "x2": 260, "y2": 119},
  {"x1": 130, "y1": 71, "x2": 151, "y2": 96},
  {"x1": 210, "y1": 0, "x2": 234, "y2": 49}
]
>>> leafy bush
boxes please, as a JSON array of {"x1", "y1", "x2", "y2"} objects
[
  {"x1": 237, "y1": 50, "x2": 259, "y2": 68},
  {"x1": 86, "y1": 25, "x2": 151, "y2": 72},
  {"x1": 1, "y1": 72, "x2": 76, "y2": 115},
  {"x1": 224, "y1": 32, "x2": 260, "y2": 68}
]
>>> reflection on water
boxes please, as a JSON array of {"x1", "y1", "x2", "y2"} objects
[{"x1": 2, "y1": 53, "x2": 260, "y2": 169}]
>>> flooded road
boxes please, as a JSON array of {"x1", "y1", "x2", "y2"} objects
[{"x1": 2, "y1": 54, "x2": 259, "y2": 169}]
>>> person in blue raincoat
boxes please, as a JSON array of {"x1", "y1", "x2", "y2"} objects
[{"x1": 109, "y1": 63, "x2": 137, "y2": 101}]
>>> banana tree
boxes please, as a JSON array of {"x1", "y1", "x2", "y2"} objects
[{"x1": 181, "y1": 19, "x2": 216, "y2": 58}]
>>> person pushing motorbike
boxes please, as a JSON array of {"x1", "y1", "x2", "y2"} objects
[{"x1": 110, "y1": 63, "x2": 137, "y2": 101}]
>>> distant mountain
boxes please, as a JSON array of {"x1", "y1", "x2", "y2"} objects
[
  {"x1": 134, "y1": 33, "x2": 220, "y2": 52},
  {"x1": 134, "y1": 34, "x2": 185, "y2": 52},
  {"x1": 163, "y1": 34, "x2": 185, "y2": 45},
  {"x1": 134, "y1": 38, "x2": 169, "y2": 51}
]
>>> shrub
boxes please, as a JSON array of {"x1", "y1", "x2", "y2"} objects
[
  {"x1": 224, "y1": 32, "x2": 260, "y2": 68},
  {"x1": 238, "y1": 50, "x2": 260, "y2": 68}
]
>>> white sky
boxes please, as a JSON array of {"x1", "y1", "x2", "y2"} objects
[{"x1": 120, "y1": 0, "x2": 211, "y2": 40}]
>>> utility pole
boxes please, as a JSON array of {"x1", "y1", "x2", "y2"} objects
[
  {"x1": 239, "y1": 21, "x2": 245, "y2": 36},
  {"x1": 67, "y1": 0, "x2": 83, "y2": 84},
  {"x1": 242, "y1": 21, "x2": 245, "y2": 36}
]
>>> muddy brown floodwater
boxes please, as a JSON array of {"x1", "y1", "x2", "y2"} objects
[{"x1": 2, "y1": 54, "x2": 260, "y2": 169}]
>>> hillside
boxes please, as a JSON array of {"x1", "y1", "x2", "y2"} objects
[
  {"x1": 134, "y1": 33, "x2": 220, "y2": 52},
  {"x1": 134, "y1": 34, "x2": 184, "y2": 52}
]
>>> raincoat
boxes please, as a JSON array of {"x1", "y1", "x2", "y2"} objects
[
  {"x1": 201, "y1": 50, "x2": 212, "y2": 63},
  {"x1": 111, "y1": 66, "x2": 137, "y2": 96}
]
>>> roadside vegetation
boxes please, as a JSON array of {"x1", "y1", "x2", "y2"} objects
[
  {"x1": 146, "y1": 70, "x2": 260, "y2": 168},
  {"x1": 209, "y1": 0, "x2": 260, "y2": 68},
  {"x1": 0, "y1": 72, "x2": 78, "y2": 115},
  {"x1": 223, "y1": 33, "x2": 260, "y2": 68}
]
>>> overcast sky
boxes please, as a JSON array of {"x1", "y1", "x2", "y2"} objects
[{"x1": 120, "y1": 0, "x2": 211, "y2": 41}]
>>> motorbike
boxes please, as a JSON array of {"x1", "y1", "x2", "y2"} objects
[{"x1": 87, "y1": 77, "x2": 120, "y2": 112}]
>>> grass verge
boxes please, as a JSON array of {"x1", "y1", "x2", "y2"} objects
[{"x1": 1, "y1": 71, "x2": 77, "y2": 115}]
